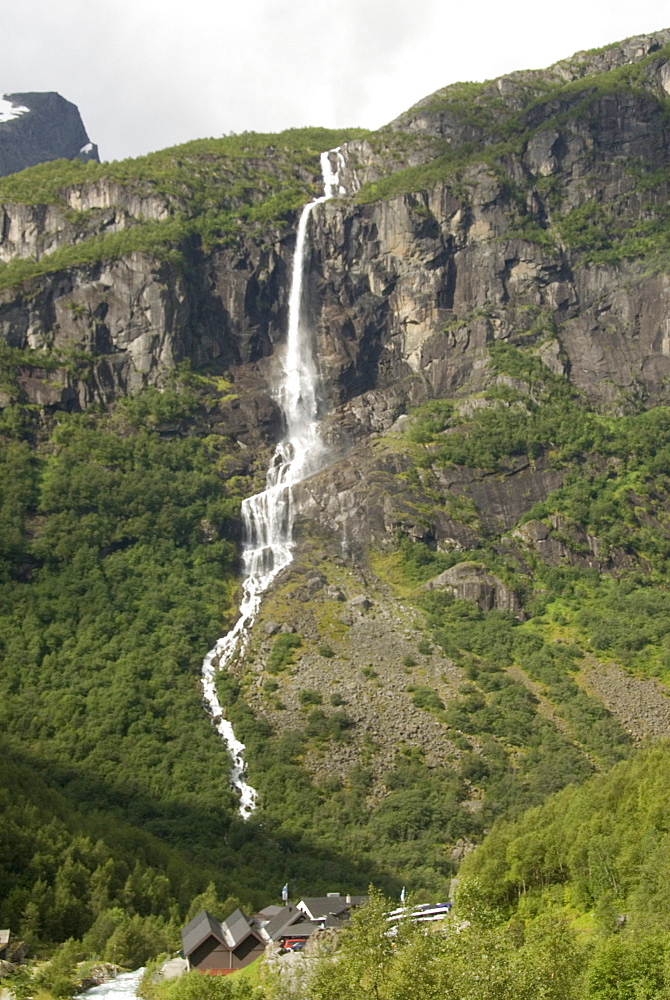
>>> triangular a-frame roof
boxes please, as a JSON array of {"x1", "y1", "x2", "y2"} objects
[
  {"x1": 180, "y1": 910, "x2": 225, "y2": 957},
  {"x1": 263, "y1": 904, "x2": 309, "y2": 942},
  {"x1": 221, "y1": 907, "x2": 260, "y2": 949}
]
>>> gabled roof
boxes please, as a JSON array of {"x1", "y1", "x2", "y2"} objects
[
  {"x1": 255, "y1": 904, "x2": 283, "y2": 922},
  {"x1": 263, "y1": 904, "x2": 306, "y2": 942},
  {"x1": 181, "y1": 908, "x2": 262, "y2": 956},
  {"x1": 279, "y1": 920, "x2": 321, "y2": 939},
  {"x1": 181, "y1": 910, "x2": 225, "y2": 957},
  {"x1": 297, "y1": 896, "x2": 349, "y2": 921},
  {"x1": 221, "y1": 908, "x2": 259, "y2": 949}
]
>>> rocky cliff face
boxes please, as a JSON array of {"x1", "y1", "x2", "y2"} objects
[
  {"x1": 0, "y1": 184, "x2": 168, "y2": 264},
  {"x1": 308, "y1": 42, "x2": 670, "y2": 418},
  {"x1": 0, "y1": 234, "x2": 294, "y2": 421},
  {"x1": 0, "y1": 92, "x2": 99, "y2": 177},
  {"x1": 3, "y1": 33, "x2": 670, "y2": 425},
  {"x1": 306, "y1": 177, "x2": 670, "y2": 422},
  {"x1": 1, "y1": 36, "x2": 670, "y2": 547},
  {"x1": 5, "y1": 33, "x2": 670, "y2": 865}
]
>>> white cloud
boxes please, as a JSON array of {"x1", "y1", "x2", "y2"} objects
[{"x1": 2, "y1": 0, "x2": 669, "y2": 160}]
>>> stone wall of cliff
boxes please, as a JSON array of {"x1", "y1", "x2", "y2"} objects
[
  {"x1": 3, "y1": 32, "x2": 670, "y2": 432},
  {"x1": 2, "y1": 33, "x2": 670, "y2": 475}
]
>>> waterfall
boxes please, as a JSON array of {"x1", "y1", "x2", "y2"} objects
[{"x1": 201, "y1": 148, "x2": 345, "y2": 818}]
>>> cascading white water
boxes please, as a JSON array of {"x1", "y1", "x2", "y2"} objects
[
  {"x1": 75, "y1": 969, "x2": 145, "y2": 1000},
  {"x1": 201, "y1": 148, "x2": 346, "y2": 818}
]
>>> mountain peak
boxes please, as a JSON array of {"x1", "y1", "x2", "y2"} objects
[{"x1": 0, "y1": 91, "x2": 99, "y2": 177}]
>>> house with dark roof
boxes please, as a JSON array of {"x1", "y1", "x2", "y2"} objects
[
  {"x1": 254, "y1": 904, "x2": 283, "y2": 922},
  {"x1": 180, "y1": 893, "x2": 368, "y2": 971},
  {"x1": 180, "y1": 909, "x2": 264, "y2": 974},
  {"x1": 296, "y1": 893, "x2": 367, "y2": 926},
  {"x1": 258, "y1": 903, "x2": 324, "y2": 948}
]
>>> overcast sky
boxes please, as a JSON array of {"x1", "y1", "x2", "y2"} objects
[{"x1": 3, "y1": 0, "x2": 670, "y2": 161}]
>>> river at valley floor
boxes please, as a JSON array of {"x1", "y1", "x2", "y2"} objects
[{"x1": 75, "y1": 968, "x2": 145, "y2": 999}]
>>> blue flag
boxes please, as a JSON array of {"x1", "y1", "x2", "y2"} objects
[{"x1": 282, "y1": 883, "x2": 289, "y2": 902}]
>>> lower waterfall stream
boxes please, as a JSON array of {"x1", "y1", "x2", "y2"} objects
[{"x1": 201, "y1": 149, "x2": 345, "y2": 818}]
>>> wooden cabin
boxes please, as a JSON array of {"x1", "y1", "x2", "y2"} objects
[{"x1": 180, "y1": 909, "x2": 264, "y2": 974}]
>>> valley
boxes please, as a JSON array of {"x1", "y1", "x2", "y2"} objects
[{"x1": 3, "y1": 25, "x2": 670, "y2": 1000}]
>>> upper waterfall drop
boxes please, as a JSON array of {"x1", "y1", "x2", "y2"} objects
[{"x1": 200, "y1": 148, "x2": 346, "y2": 818}]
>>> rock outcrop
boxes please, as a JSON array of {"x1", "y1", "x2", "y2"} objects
[
  {"x1": 3, "y1": 34, "x2": 670, "y2": 423},
  {"x1": 3, "y1": 32, "x2": 670, "y2": 548},
  {"x1": 0, "y1": 92, "x2": 99, "y2": 176},
  {"x1": 0, "y1": 185, "x2": 169, "y2": 264},
  {"x1": 0, "y1": 236, "x2": 292, "y2": 414},
  {"x1": 422, "y1": 562, "x2": 521, "y2": 617}
]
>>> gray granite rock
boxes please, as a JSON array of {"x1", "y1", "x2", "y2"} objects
[{"x1": 0, "y1": 92, "x2": 99, "y2": 176}]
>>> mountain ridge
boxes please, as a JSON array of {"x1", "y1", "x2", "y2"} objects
[
  {"x1": 3, "y1": 28, "x2": 670, "y2": 991},
  {"x1": 0, "y1": 91, "x2": 99, "y2": 177}
]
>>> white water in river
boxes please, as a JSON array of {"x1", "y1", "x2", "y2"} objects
[
  {"x1": 76, "y1": 969, "x2": 145, "y2": 999},
  {"x1": 201, "y1": 149, "x2": 346, "y2": 818}
]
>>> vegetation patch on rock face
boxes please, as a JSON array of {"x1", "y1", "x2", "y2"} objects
[
  {"x1": 0, "y1": 127, "x2": 370, "y2": 288},
  {"x1": 0, "y1": 128, "x2": 371, "y2": 207},
  {"x1": 408, "y1": 684, "x2": 445, "y2": 714},
  {"x1": 267, "y1": 632, "x2": 303, "y2": 673}
]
